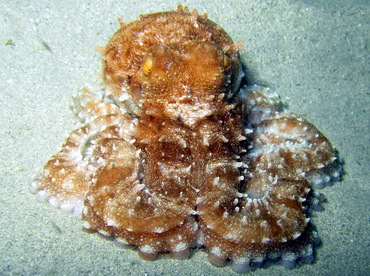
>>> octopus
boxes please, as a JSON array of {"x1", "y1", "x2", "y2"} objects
[{"x1": 30, "y1": 5, "x2": 340, "y2": 273}]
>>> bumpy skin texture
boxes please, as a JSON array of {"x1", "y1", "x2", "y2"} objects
[{"x1": 30, "y1": 6, "x2": 339, "y2": 273}]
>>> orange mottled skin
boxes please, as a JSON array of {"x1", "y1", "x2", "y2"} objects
[{"x1": 31, "y1": 5, "x2": 338, "y2": 272}]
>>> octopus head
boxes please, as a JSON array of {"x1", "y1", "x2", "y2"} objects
[{"x1": 133, "y1": 41, "x2": 238, "y2": 103}]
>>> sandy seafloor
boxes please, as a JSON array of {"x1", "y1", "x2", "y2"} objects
[{"x1": 0, "y1": 0, "x2": 369, "y2": 275}]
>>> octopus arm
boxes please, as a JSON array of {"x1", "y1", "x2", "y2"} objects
[
  {"x1": 240, "y1": 86, "x2": 337, "y2": 187},
  {"x1": 71, "y1": 82, "x2": 123, "y2": 123},
  {"x1": 29, "y1": 114, "x2": 133, "y2": 216},
  {"x1": 196, "y1": 86, "x2": 337, "y2": 267},
  {"x1": 199, "y1": 173, "x2": 310, "y2": 258},
  {"x1": 83, "y1": 134, "x2": 198, "y2": 258}
]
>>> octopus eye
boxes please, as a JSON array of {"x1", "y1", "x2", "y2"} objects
[
  {"x1": 142, "y1": 54, "x2": 153, "y2": 76},
  {"x1": 223, "y1": 55, "x2": 231, "y2": 72}
]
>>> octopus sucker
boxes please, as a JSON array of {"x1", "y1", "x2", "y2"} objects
[{"x1": 31, "y1": 5, "x2": 341, "y2": 273}]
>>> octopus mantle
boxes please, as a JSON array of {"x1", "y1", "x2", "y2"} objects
[{"x1": 30, "y1": 5, "x2": 339, "y2": 273}]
